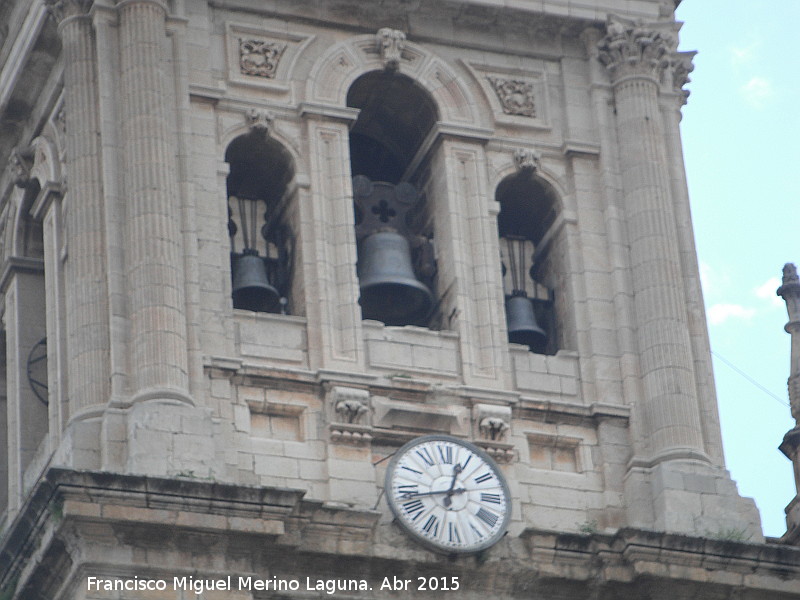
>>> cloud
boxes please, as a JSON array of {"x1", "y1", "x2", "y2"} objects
[
  {"x1": 754, "y1": 277, "x2": 784, "y2": 308},
  {"x1": 707, "y1": 303, "x2": 756, "y2": 325},
  {"x1": 730, "y1": 41, "x2": 759, "y2": 66},
  {"x1": 740, "y1": 77, "x2": 773, "y2": 107}
]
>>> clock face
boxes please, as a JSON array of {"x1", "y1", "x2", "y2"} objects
[{"x1": 385, "y1": 435, "x2": 511, "y2": 554}]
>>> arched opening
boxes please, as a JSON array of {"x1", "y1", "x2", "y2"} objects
[
  {"x1": 225, "y1": 132, "x2": 296, "y2": 314},
  {"x1": 4, "y1": 180, "x2": 50, "y2": 502},
  {"x1": 347, "y1": 71, "x2": 440, "y2": 327},
  {"x1": 496, "y1": 171, "x2": 560, "y2": 354}
]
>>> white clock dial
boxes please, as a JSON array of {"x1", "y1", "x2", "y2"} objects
[{"x1": 385, "y1": 435, "x2": 511, "y2": 554}]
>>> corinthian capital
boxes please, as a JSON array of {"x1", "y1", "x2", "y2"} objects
[
  {"x1": 45, "y1": 0, "x2": 94, "y2": 23},
  {"x1": 597, "y1": 15, "x2": 675, "y2": 82}
]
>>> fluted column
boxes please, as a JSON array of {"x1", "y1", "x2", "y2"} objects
[
  {"x1": 47, "y1": 0, "x2": 111, "y2": 416},
  {"x1": 598, "y1": 17, "x2": 706, "y2": 463},
  {"x1": 116, "y1": 0, "x2": 189, "y2": 402}
]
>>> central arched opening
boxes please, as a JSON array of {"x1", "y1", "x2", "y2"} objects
[{"x1": 347, "y1": 71, "x2": 440, "y2": 327}]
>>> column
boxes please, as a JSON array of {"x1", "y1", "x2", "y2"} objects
[
  {"x1": 116, "y1": 0, "x2": 190, "y2": 402},
  {"x1": 597, "y1": 18, "x2": 706, "y2": 464},
  {"x1": 46, "y1": 0, "x2": 111, "y2": 416}
]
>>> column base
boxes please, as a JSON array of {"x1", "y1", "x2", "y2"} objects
[
  {"x1": 625, "y1": 460, "x2": 763, "y2": 542},
  {"x1": 51, "y1": 400, "x2": 220, "y2": 480}
]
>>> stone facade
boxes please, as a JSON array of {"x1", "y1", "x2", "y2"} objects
[{"x1": 0, "y1": 0, "x2": 798, "y2": 598}]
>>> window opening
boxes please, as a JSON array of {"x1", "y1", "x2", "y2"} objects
[
  {"x1": 497, "y1": 172, "x2": 558, "y2": 354},
  {"x1": 225, "y1": 131, "x2": 294, "y2": 313}
]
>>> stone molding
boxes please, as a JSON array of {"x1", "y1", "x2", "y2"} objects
[{"x1": 6, "y1": 468, "x2": 800, "y2": 599}]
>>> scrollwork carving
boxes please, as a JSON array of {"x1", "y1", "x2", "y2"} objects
[
  {"x1": 486, "y1": 76, "x2": 536, "y2": 117},
  {"x1": 239, "y1": 38, "x2": 286, "y2": 79}
]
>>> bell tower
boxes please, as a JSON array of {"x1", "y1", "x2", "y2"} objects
[{"x1": 1, "y1": 1, "x2": 799, "y2": 598}]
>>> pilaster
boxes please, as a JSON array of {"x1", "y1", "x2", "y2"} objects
[{"x1": 301, "y1": 110, "x2": 365, "y2": 372}]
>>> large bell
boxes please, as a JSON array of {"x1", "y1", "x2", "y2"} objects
[
  {"x1": 232, "y1": 253, "x2": 280, "y2": 312},
  {"x1": 358, "y1": 231, "x2": 433, "y2": 325},
  {"x1": 506, "y1": 294, "x2": 547, "y2": 353}
]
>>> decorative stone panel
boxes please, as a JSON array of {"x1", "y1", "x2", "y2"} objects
[
  {"x1": 467, "y1": 62, "x2": 550, "y2": 130},
  {"x1": 225, "y1": 22, "x2": 314, "y2": 97}
]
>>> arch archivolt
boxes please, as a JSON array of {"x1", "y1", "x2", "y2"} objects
[
  {"x1": 218, "y1": 113, "x2": 303, "y2": 177},
  {"x1": 487, "y1": 149, "x2": 568, "y2": 208},
  {"x1": 306, "y1": 34, "x2": 481, "y2": 126}
]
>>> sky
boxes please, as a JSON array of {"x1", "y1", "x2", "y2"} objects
[{"x1": 674, "y1": 2, "x2": 800, "y2": 538}]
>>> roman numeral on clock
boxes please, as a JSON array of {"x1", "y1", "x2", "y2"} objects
[
  {"x1": 437, "y1": 444, "x2": 453, "y2": 464},
  {"x1": 476, "y1": 507, "x2": 499, "y2": 528},
  {"x1": 402, "y1": 499, "x2": 425, "y2": 521},
  {"x1": 422, "y1": 515, "x2": 439, "y2": 537},
  {"x1": 448, "y1": 522, "x2": 462, "y2": 544},
  {"x1": 480, "y1": 493, "x2": 502, "y2": 504},
  {"x1": 416, "y1": 447, "x2": 435, "y2": 466},
  {"x1": 474, "y1": 472, "x2": 493, "y2": 484},
  {"x1": 398, "y1": 484, "x2": 419, "y2": 498}
]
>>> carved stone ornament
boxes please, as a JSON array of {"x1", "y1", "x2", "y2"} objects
[
  {"x1": 597, "y1": 16, "x2": 675, "y2": 82},
  {"x1": 10, "y1": 146, "x2": 34, "y2": 188},
  {"x1": 330, "y1": 386, "x2": 370, "y2": 425},
  {"x1": 376, "y1": 28, "x2": 406, "y2": 71},
  {"x1": 245, "y1": 109, "x2": 274, "y2": 135},
  {"x1": 474, "y1": 403, "x2": 511, "y2": 442},
  {"x1": 239, "y1": 38, "x2": 286, "y2": 79},
  {"x1": 486, "y1": 76, "x2": 536, "y2": 117},
  {"x1": 513, "y1": 148, "x2": 541, "y2": 173},
  {"x1": 45, "y1": 0, "x2": 94, "y2": 23}
]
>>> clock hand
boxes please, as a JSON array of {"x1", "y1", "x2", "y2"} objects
[
  {"x1": 443, "y1": 464, "x2": 463, "y2": 508},
  {"x1": 400, "y1": 488, "x2": 466, "y2": 499}
]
